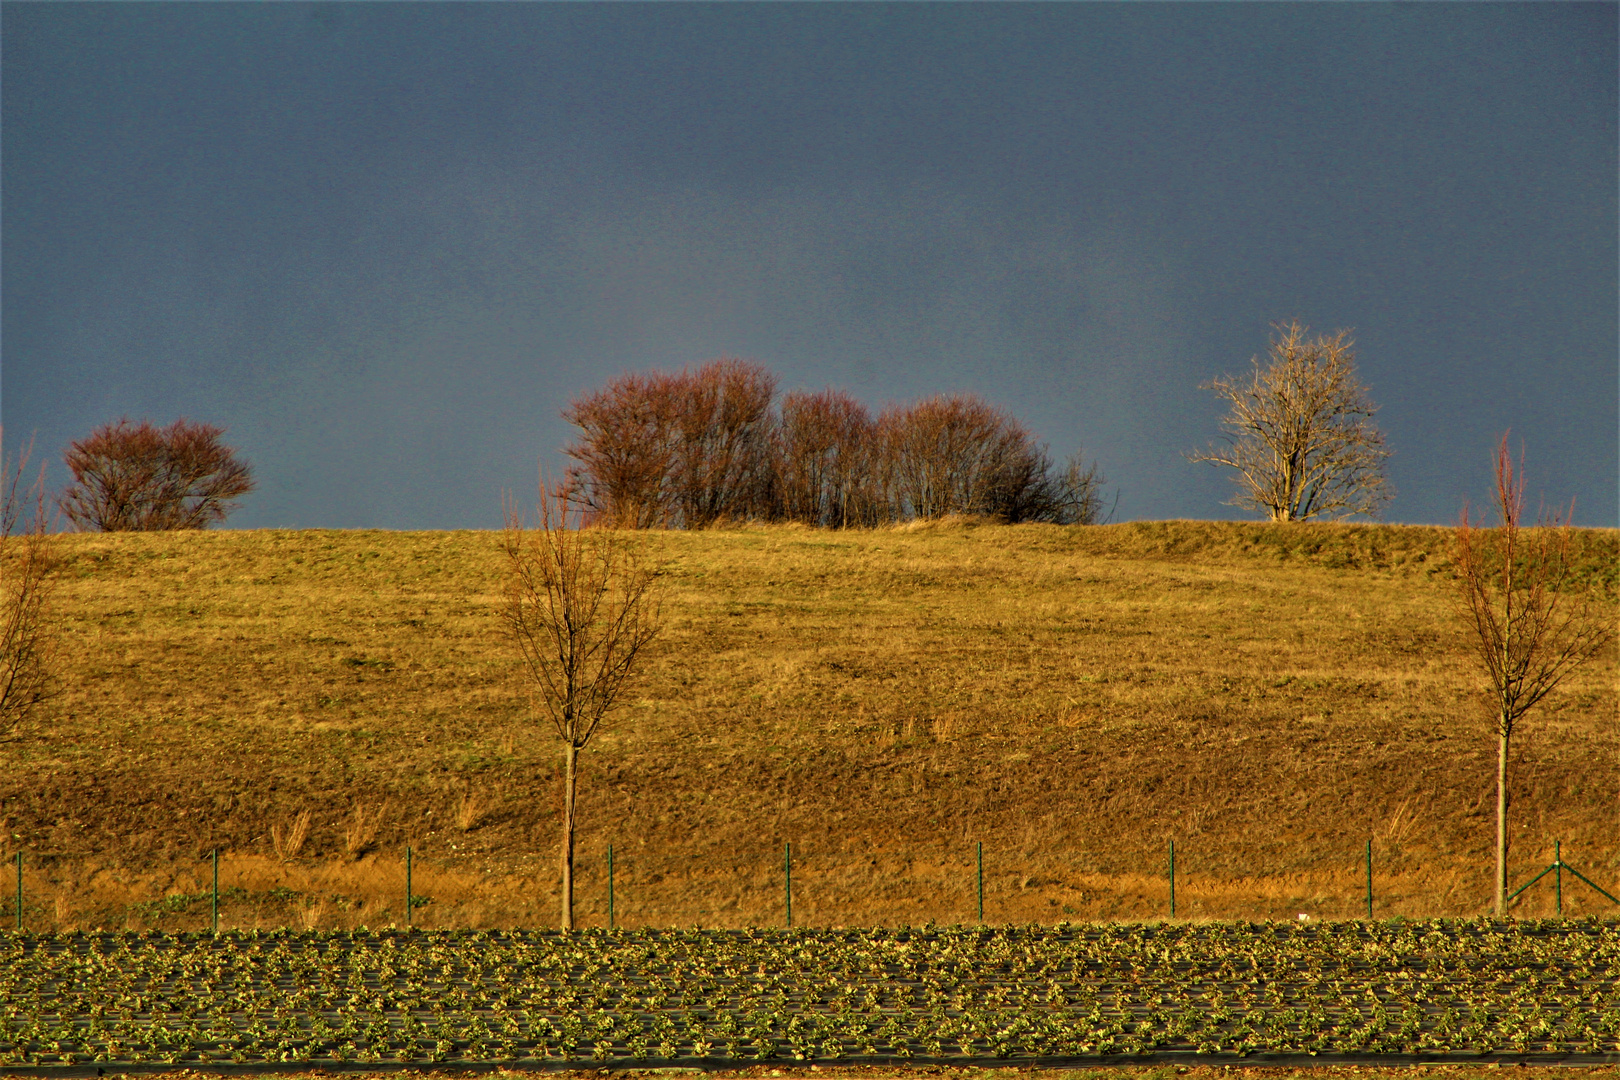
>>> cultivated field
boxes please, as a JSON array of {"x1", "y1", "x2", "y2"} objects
[
  {"x1": 3, "y1": 920, "x2": 1617, "y2": 1069},
  {"x1": 2, "y1": 520, "x2": 1616, "y2": 930}
]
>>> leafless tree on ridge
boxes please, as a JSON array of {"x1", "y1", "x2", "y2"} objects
[{"x1": 1188, "y1": 322, "x2": 1391, "y2": 521}]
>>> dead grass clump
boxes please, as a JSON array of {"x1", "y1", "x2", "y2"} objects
[
  {"x1": 456, "y1": 788, "x2": 489, "y2": 833},
  {"x1": 889, "y1": 513, "x2": 993, "y2": 532},
  {"x1": 298, "y1": 898, "x2": 327, "y2": 930},
  {"x1": 270, "y1": 809, "x2": 312, "y2": 862},
  {"x1": 344, "y1": 803, "x2": 386, "y2": 859},
  {"x1": 1379, "y1": 797, "x2": 1419, "y2": 846}
]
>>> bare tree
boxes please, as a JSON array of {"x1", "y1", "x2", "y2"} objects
[
  {"x1": 563, "y1": 359, "x2": 777, "y2": 528},
  {"x1": 673, "y1": 358, "x2": 777, "y2": 527},
  {"x1": 1188, "y1": 322, "x2": 1391, "y2": 521},
  {"x1": 775, "y1": 389, "x2": 877, "y2": 528},
  {"x1": 500, "y1": 476, "x2": 662, "y2": 930},
  {"x1": 563, "y1": 371, "x2": 685, "y2": 529},
  {"x1": 876, "y1": 395, "x2": 1020, "y2": 520},
  {"x1": 1454, "y1": 435, "x2": 1613, "y2": 917},
  {"x1": 58, "y1": 418, "x2": 255, "y2": 531},
  {"x1": 1, "y1": 431, "x2": 56, "y2": 738},
  {"x1": 1051, "y1": 450, "x2": 1114, "y2": 526},
  {"x1": 874, "y1": 394, "x2": 1081, "y2": 524}
]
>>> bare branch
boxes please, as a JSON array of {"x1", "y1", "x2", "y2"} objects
[{"x1": 0, "y1": 429, "x2": 57, "y2": 737}]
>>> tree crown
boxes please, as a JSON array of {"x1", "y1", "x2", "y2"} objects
[
  {"x1": 59, "y1": 418, "x2": 255, "y2": 532},
  {"x1": 1189, "y1": 322, "x2": 1391, "y2": 522}
]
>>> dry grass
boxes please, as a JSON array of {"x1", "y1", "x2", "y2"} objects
[
  {"x1": 456, "y1": 786, "x2": 489, "y2": 833},
  {"x1": 270, "y1": 808, "x2": 312, "y2": 862},
  {"x1": 3, "y1": 520, "x2": 1614, "y2": 930},
  {"x1": 344, "y1": 802, "x2": 386, "y2": 859}
]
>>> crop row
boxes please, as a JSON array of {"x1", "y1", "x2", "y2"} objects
[{"x1": 0, "y1": 919, "x2": 1616, "y2": 1067}]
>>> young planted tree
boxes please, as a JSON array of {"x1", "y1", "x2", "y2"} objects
[
  {"x1": 58, "y1": 418, "x2": 255, "y2": 531},
  {"x1": 1188, "y1": 322, "x2": 1392, "y2": 521},
  {"x1": 501, "y1": 477, "x2": 662, "y2": 930},
  {"x1": 1454, "y1": 436, "x2": 1614, "y2": 916},
  {"x1": 0, "y1": 432, "x2": 56, "y2": 738}
]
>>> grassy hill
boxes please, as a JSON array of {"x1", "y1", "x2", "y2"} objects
[{"x1": 4, "y1": 520, "x2": 1615, "y2": 931}]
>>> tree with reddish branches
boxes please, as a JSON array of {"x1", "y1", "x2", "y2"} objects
[
  {"x1": 1454, "y1": 434, "x2": 1614, "y2": 916},
  {"x1": 876, "y1": 393, "x2": 1060, "y2": 522},
  {"x1": 563, "y1": 358, "x2": 777, "y2": 528},
  {"x1": 672, "y1": 358, "x2": 777, "y2": 527},
  {"x1": 562, "y1": 372, "x2": 686, "y2": 529},
  {"x1": 775, "y1": 388, "x2": 877, "y2": 528},
  {"x1": 58, "y1": 418, "x2": 255, "y2": 531}
]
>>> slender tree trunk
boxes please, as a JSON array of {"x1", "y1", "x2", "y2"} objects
[
  {"x1": 1495, "y1": 724, "x2": 1509, "y2": 917},
  {"x1": 561, "y1": 740, "x2": 577, "y2": 931}
]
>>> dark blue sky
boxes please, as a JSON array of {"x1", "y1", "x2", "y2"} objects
[{"x1": 4, "y1": 3, "x2": 1615, "y2": 528}]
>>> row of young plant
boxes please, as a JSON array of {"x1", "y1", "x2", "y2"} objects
[{"x1": 1, "y1": 920, "x2": 1616, "y2": 1067}]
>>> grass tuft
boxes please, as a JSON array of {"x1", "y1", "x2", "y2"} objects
[
  {"x1": 344, "y1": 803, "x2": 386, "y2": 859},
  {"x1": 271, "y1": 809, "x2": 313, "y2": 862}
]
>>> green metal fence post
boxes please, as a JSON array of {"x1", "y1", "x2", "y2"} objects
[
  {"x1": 784, "y1": 842, "x2": 792, "y2": 929},
  {"x1": 212, "y1": 849, "x2": 219, "y2": 934},
  {"x1": 976, "y1": 842, "x2": 984, "y2": 924},
  {"x1": 1169, "y1": 839, "x2": 1176, "y2": 919},
  {"x1": 608, "y1": 844, "x2": 615, "y2": 930},
  {"x1": 14, "y1": 851, "x2": 21, "y2": 932},
  {"x1": 1556, "y1": 840, "x2": 1562, "y2": 918},
  {"x1": 406, "y1": 847, "x2": 413, "y2": 928},
  {"x1": 1366, "y1": 838, "x2": 1373, "y2": 919}
]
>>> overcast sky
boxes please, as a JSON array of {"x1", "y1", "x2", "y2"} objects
[{"x1": 3, "y1": 3, "x2": 1615, "y2": 529}]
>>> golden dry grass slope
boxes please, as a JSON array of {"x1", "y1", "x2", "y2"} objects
[{"x1": 4, "y1": 520, "x2": 1615, "y2": 931}]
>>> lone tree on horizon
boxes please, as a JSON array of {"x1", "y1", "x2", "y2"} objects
[
  {"x1": 58, "y1": 417, "x2": 255, "y2": 531},
  {"x1": 500, "y1": 474, "x2": 662, "y2": 931},
  {"x1": 1454, "y1": 435, "x2": 1613, "y2": 917},
  {"x1": 1188, "y1": 322, "x2": 1391, "y2": 522}
]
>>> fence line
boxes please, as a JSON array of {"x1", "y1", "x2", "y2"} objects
[{"x1": 5, "y1": 838, "x2": 1616, "y2": 933}]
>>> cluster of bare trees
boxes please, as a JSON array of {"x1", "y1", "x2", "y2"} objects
[{"x1": 563, "y1": 358, "x2": 1110, "y2": 528}]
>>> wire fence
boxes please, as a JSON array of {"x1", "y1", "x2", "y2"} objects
[{"x1": 4, "y1": 838, "x2": 1617, "y2": 934}]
